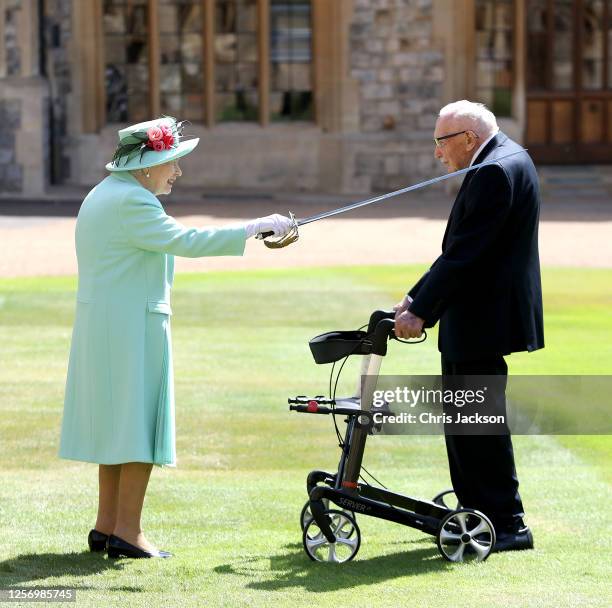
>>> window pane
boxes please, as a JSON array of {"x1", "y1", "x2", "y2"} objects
[
  {"x1": 216, "y1": 0, "x2": 259, "y2": 122},
  {"x1": 237, "y1": 0, "x2": 257, "y2": 31},
  {"x1": 236, "y1": 63, "x2": 258, "y2": 88},
  {"x1": 184, "y1": 94, "x2": 205, "y2": 121},
  {"x1": 216, "y1": 91, "x2": 258, "y2": 121},
  {"x1": 270, "y1": 0, "x2": 313, "y2": 121},
  {"x1": 103, "y1": 1, "x2": 126, "y2": 34},
  {"x1": 476, "y1": 31, "x2": 494, "y2": 59},
  {"x1": 477, "y1": 61, "x2": 495, "y2": 88},
  {"x1": 159, "y1": 4, "x2": 179, "y2": 33},
  {"x1": 237, "y1": 33, "x2": 258, "y2": 62},
  {"x1": 552, "y1": 0, "x2": 574, "y2": 91},
  {"x1": 527, "y1": 0, "x2": 548, "y2": 90},
  {"x1": 183, "y1": 63, "x2": 203, "y2": 93},
  {"x1": 160, "y1": 36, "x2": 181, "y2": 64},
  {"x1": 581, "y1": 0, "x2": 605, "y2": 90},
  {"x1": 126, "y1": 64, "x2": 150, "y2": 122},
  {"x1": 160, "y1": 65, "x2": 181, "y2": 93},
  {"x1": 104, "y1": 0, "x2": 150, "y2": 123},
  {"x1": 271, "y1": 62, "x2": 290, "y2": 90},
  {"x1": 474, "y1": 0, "x2": 514, "y2": 116},
  {"x1": 159, "y1": 0, "x2": 204, "y2": 121},
  {"x1": 609, "y1": 1, "x2": 612, "y2": 88},
  {"x1": 475, "y1": 88, "x2": 494, "y2": 107}
]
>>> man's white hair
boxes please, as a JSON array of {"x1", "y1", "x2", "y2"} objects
[{"x1": 439, "y1": 100, "x2": 498, "y2": 138}]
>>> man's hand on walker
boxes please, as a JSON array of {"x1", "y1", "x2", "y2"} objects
[
  {"x1": 394, "y1": 309, "x2": 425, "y2": 339},
  {"x1": 245, "y1": 214, "x2": 294, "y2": 239},
  {"x1": 393, "y1": 294, "x2": 413, "y2": 319}
]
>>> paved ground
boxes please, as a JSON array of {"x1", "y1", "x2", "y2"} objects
[{"x1": 0, "y1": 186, "x2": 611, "y2": 277}]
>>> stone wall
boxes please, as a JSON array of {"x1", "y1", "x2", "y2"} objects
[
  {"x1": 0, "y1": 0, "x2": 23, "y2": 192},
  {"x1": 3, "y1": 0, "x2": 21, "y2": 76},
  {"x1": 43, "y1": 0, "x2": 73, "y2": 182},
  {"x1": 349, "y1": 0, "x2": 444, "y2": 191},
  {"x1": 1, "y1": 0, "x2": 447, "y2": 196},
  {"x1": 0, "y1": 0, "x2": 50, "y2": 196},
  {"x1": 0, "y1": 77, "x2": 49, "y2": 196},
  {"x1": 0, "y1": 98, "x2": 22, "y2": 191}
]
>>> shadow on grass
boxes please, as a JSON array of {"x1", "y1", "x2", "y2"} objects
[
  {"x1": 0, "y1": 552, "x2": 143, "y2": 591},
  {"x1": 215, "y1": 538, "x2": 452, "y2": 592}
]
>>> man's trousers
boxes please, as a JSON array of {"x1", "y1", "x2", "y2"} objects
[{"x1": 441, "y1": 355, "x2": 525, "y2": 532}]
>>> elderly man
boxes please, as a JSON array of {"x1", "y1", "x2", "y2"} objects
[{"x1": 395, "y1": 100, "x2": 543, "y2": 552}]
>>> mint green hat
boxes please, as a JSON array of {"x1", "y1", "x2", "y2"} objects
[{"x1": 106, "y1": 116, "x2": 199, "y2": 172}]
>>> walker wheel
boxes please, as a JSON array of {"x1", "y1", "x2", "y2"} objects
[
  {"x1": 300, "y1": 499, "x2": 355, "y2": 534},
  {"x1": 432, "y1": 489, "x2": 462, "y2": 510},
  {"x1": 436, "y1": 508, "x2": 496, "y2": 562},
  {"x1": 303, "y1": 509, "x2": 361, "y2": 563}
]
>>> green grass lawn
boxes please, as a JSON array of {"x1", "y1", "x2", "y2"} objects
[{"x1": 0, "y1": 266, "x2": 610, "y2": 607}]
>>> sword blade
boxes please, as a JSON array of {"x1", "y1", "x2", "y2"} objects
[{"x1": 296, "y1": 149, "x2": 527, "y2": 227}]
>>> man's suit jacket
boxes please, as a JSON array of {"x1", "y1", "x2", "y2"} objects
[{"x1": 408, "y1": 132, "x2": 544, "y2": 362}]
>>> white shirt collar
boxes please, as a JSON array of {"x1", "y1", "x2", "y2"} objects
[{"x1": 469, "y1": 129, "x2": 500, "y2": 167}]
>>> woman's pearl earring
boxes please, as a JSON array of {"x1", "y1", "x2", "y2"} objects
[{"x1": 144, "y1": 170, "x2": 150, "y2": 178}]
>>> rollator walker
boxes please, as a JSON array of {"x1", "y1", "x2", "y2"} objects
[{"x1": 289, "y1": 310, "x2": 497, "y2": 563}]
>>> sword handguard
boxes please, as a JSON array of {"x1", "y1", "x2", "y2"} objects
[{"x1": 256, "y1": 211, "x2": 299, "y2": 249}]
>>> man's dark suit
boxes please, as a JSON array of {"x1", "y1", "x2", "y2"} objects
[{"x1": 407, "y1": 132, "x2": 544, "y2": 531}]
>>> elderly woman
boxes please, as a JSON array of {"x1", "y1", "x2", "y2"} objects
[{"x1": 59, "y1": 117, "x2": 293, "y2": 559}]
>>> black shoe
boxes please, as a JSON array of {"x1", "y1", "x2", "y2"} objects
[
  {"x1": 88, "y1": 529, "x2": 109, "y2": 553},
  {"x1": 493, "y1": 527, "x2": 534, "y2": 553},
  {"x1": 106, "y1": 534, "x2": 172, "y2": 559}
]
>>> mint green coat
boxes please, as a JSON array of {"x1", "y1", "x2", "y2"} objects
[{"x1": 59, "y1": 171, "x2": 246, "y2": 467}]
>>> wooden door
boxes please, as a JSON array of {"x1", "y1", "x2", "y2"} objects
[{"x1": 526, "y1": 0, "x2": 612, "y2": 163}]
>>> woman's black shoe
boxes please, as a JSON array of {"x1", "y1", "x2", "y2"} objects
[
  {"x1": 106, "y1": 534, "x2": 172, "y2": 559},
  {"x1": 88, "y1": 529, "x2": 109, "y2": 552}
]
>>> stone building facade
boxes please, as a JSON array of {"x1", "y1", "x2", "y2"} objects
[{"x1": 1, "y1": 0, "x2": 611, "y2": 197}]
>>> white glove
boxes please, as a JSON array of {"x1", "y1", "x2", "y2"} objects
[{"x1": 245, "y1": 214, "x2": 294, "y2": 239}]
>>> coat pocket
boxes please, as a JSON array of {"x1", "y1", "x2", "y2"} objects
[{"x1": 147, "y1": 301, "x2": 172, "y2": 315}]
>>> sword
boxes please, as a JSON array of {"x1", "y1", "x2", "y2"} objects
[{"x1": 257, "y1": 149, "x2": 528, "y2": 248}]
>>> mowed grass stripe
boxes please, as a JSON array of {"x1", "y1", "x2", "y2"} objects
[{"x1": 0, "y1": 266, "x2": 610, "y2": 607}]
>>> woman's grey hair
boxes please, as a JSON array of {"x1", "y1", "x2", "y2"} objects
[{"x1": 439, "y1": 100, "x2": 498, "y2": 138}]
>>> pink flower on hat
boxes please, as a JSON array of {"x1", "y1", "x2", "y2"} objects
[
  {"x1": 151, "y1": 140, "x2": 166, "y2": 152},
  {"x1": 147, "y1": 126, "x2": 164, "y2": 142},
  {"x1": 159, "y1": 124, "x2": 175, "y2": 148}
]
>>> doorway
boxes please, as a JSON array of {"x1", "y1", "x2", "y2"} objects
[{"x1": 526, "y1": 0, "x2": 612, "y2": 162}]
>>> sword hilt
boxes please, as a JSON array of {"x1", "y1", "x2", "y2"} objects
[{"x1": 255, "y1": 212, "x2": 299, "y2": 248}]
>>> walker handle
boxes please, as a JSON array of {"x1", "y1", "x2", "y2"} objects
[
  {"x1": 370, "y1": 317, "x2": 396, "y2": 356},
  {"x1": 367, "y1": 309, "x2": 395, "y2": 334},
  {"x1": 289, "y1": 404, "x2": 370, "y2": 417}
]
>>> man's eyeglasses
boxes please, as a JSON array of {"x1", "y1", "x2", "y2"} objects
[{"x1": 433, "y1": 130, "x2": 468, "y2": 148}]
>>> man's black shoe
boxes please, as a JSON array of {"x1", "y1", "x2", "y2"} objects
[{"x1": 492, "y1": 527, "x2": 534, "y2": 553}]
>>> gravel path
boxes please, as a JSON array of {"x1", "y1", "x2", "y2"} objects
[{"x1": 1, "y1": 191, "x2": 610, "y2": 277}]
